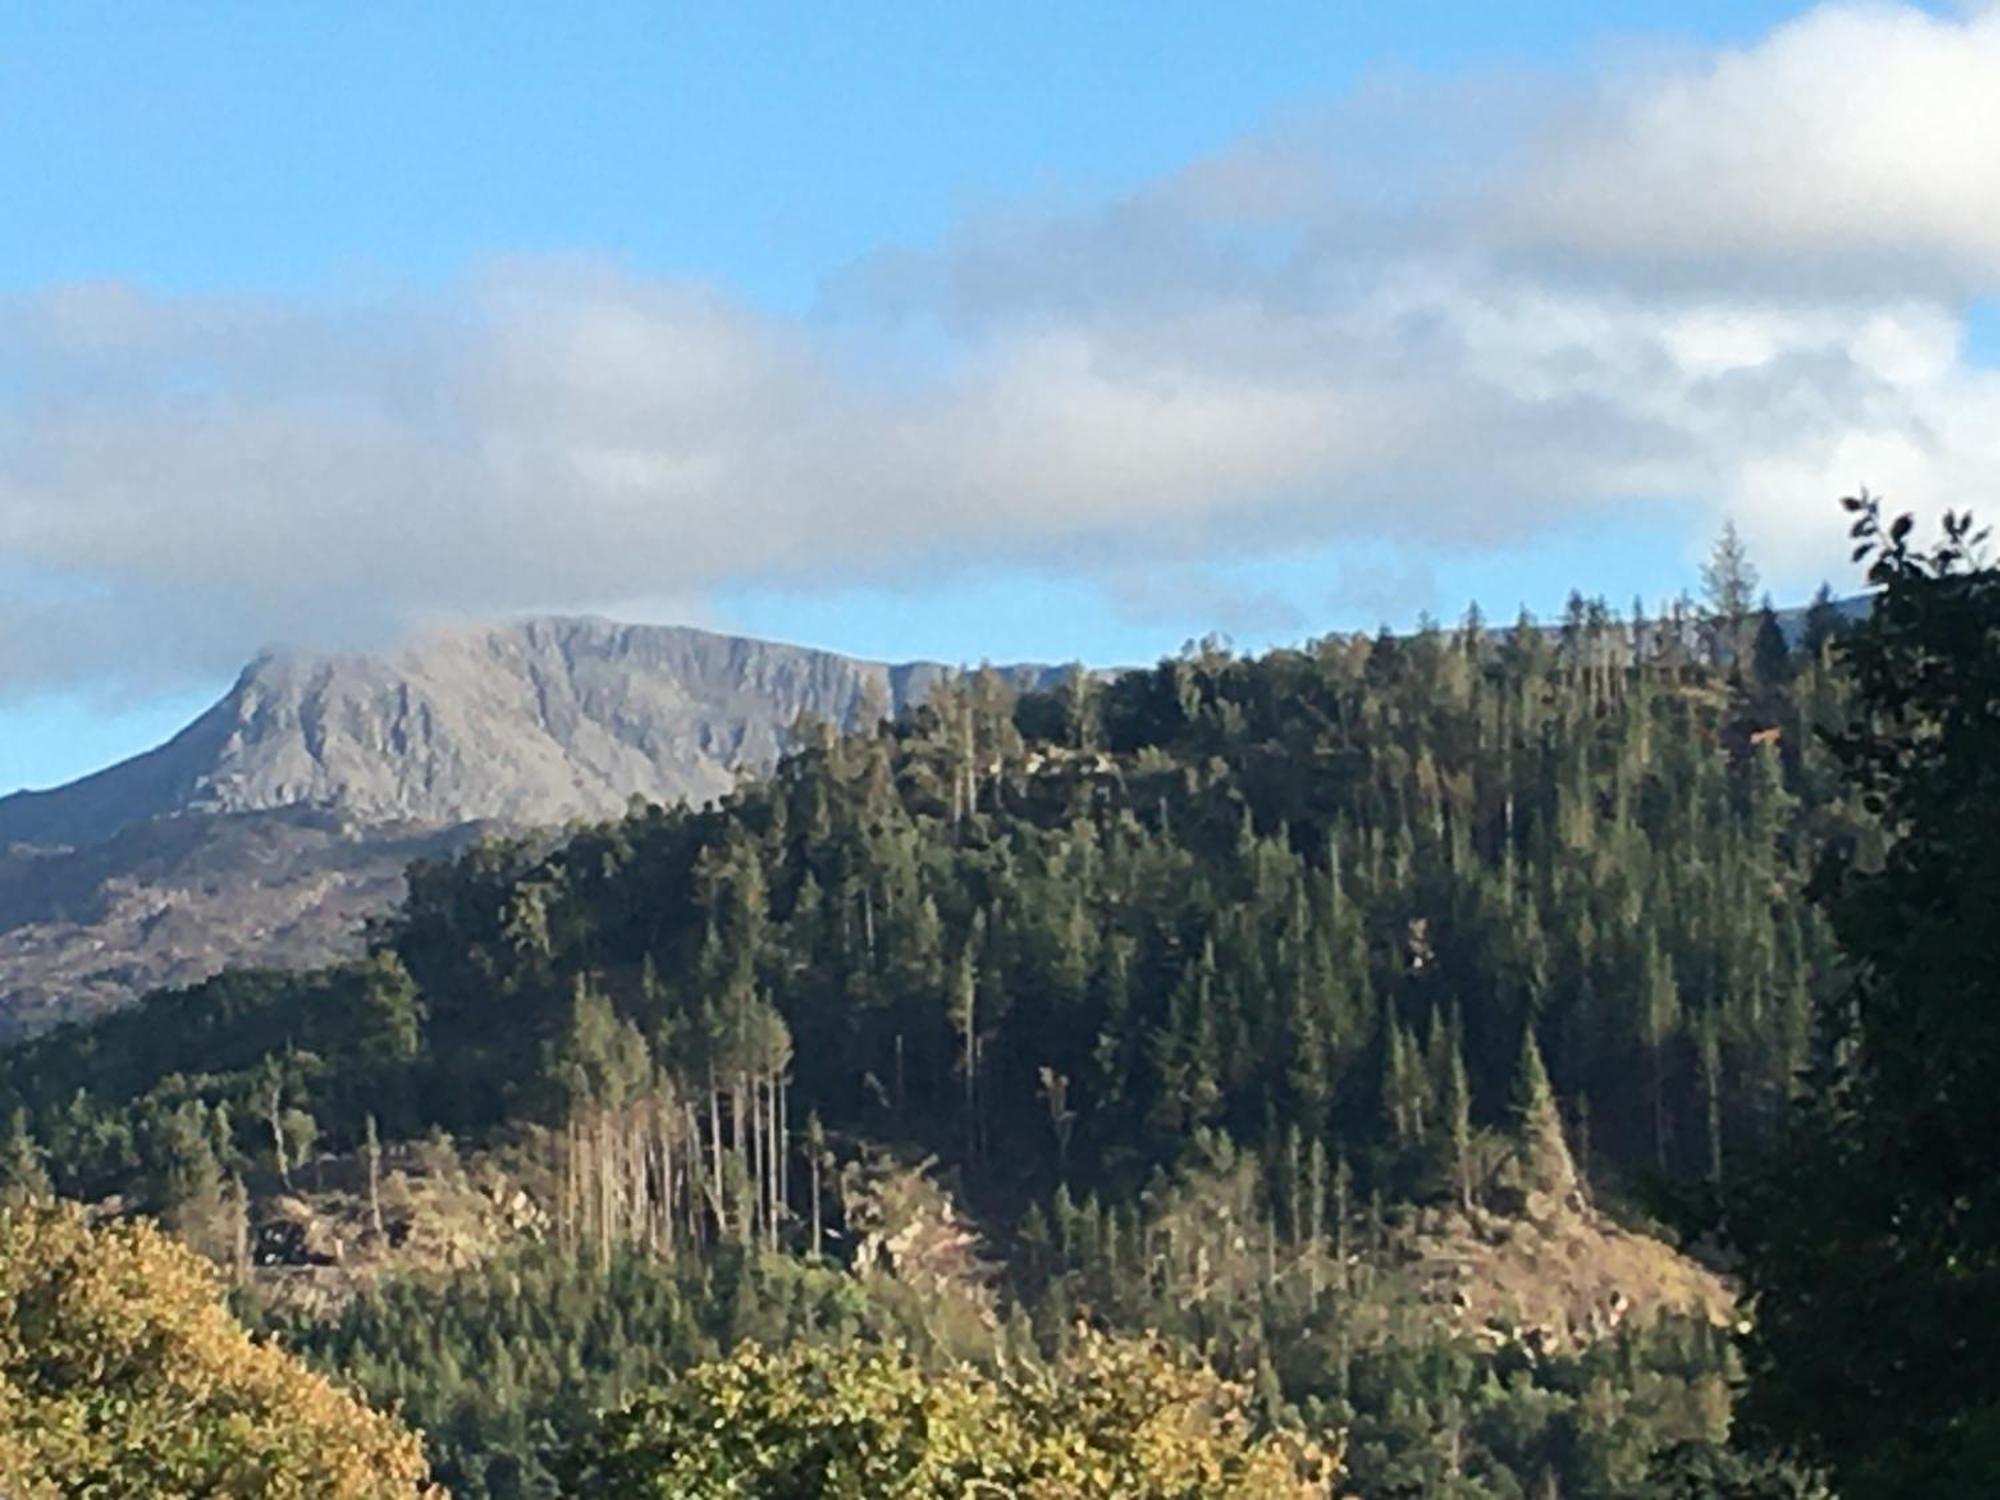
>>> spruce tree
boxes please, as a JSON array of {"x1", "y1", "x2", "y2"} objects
[
  {"x1": 1508, "y1": 1024, "x2": 1578, "y2": 1206},
  {"x1": 1444, "y1": 1036, "x2": 1474, "y2": 1214},
  {"x1": 1702, "y1": 519, "x2": 1761, "y2": 665}
]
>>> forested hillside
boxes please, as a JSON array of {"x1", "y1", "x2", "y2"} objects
[
  {"x1": 0, "y1": 616, "x2": 1066, "y2": 1033},
  {"x1": 0, "y1": 583, "x2": 1861, "y2": 1497}
]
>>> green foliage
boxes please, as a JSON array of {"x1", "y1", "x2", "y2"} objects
[
  {"x1": 1640, "y1": 1442, "x2": 1831, "y2": 1499},
  {"x1": 0, "y1": 1107, "x2": 51, "y2": 1207},
  {"x1": 255, "y1": 1245, "x2": 910, "y2": 1500},
  {"x1": 564, "y1": 1332, "x2": 1338, "y2": 1499},
  {"x1": 1012, "y1": 1130, "x2": 1740, "y2": 1499},
  {"x1": 1735, "y1": 498, "x2": 2000, "y2": 1499},
  {"x1": 1507, "y1": 1022, "x2": 1578, "y2": 1201}
]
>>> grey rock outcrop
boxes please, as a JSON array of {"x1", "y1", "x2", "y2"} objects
[
  {"x1": 0, "y1": 618, "x2": 1059, "y2": 850},
  {"x1": 0, "y1": 617, "x2": 1066, "y2": 1032}
]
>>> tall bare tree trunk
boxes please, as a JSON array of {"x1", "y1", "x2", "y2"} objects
[
  {"x1": 810, "y1": 1146, "x2": 823, "y2": 1260},
  {"x1": 735, "y1": 1072, "x2": 752, "y2": 1245},
  {"x1": 767, "y1": 1074, "x2": 781, "y2": 1251},
  {"x1": 596, "y1": 1112, "x2": 613, "y2": 1272},
  {"x1": 364, "y1": 1115, "x2": 385, "y2": 1243},
  {"x1": 686, "y1": 1102, "x2": 708, "y2": 1248},
  {"x1": 777, "y1": 1077, "x2": 790, "y2": 1241},
  {"x1": 267, "y1": 1081, "x2": 291, "y2": 1190},
  {"x1": 708, "y1": 1081, "x2": 724, "y2": 1236}
]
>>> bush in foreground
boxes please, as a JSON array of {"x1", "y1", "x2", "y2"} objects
[
  {"x1": 0, "y1": 1205, "x2": 439, "y2": 1498},
  {"x1": 566, "y1": 1329, "x2": 1340, "y2": 1499}
]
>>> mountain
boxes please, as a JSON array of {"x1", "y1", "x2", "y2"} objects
[
  {"x1": 0, "y1": 617, "x2": 1065, "y2": 1033},
  {"x1": 0, "y1": 617, "x2": 1064, "y2": 847}
]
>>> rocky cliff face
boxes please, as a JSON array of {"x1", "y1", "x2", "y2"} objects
[
  {"x1": 0, "y1": 618, "x2": 1065, "y2": 1032},
  {"x1": 0, "y1": 618, "x2": 1053, "y2": 850}
]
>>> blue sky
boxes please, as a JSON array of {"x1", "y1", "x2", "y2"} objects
[
  {"x1": 2, "y1": 0, "x2": 1994, "y2": 792},
  {"x1": 2, "y1": 2, "x2": 1820, "y2": 302}
]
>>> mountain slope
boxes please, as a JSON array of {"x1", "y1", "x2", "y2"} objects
[
  {"x1": 0, "y1": 618, "x2": 1065, "y2": 1031},
  {"x1": 0, "y1": 617, "x2": 1060, "y2": 850},
  {"x1": 0, "y1": 809, "x2": 479, "y2": 1038}
]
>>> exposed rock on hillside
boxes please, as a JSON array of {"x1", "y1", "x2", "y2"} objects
[
  {"x1": 0, "y1": 810, "x2": 478, "y2": 1038},
  {"x1": 0, "y1": 618, "x2": 1059, "y2": 848},
  {"x1": 0, "y1": 618, "x2": 1065, "y2": 1031}
]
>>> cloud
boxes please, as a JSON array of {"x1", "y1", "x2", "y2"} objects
[
  {"x1": 1154, "y1": 3, "x2": 2000, "y2": 296},
  {"x1": 1497, "y1": 4, "x2": 2000, "y2": 290},
  {"x1": 6, "y1": 2, "x2": 2000, "y2": 692}
]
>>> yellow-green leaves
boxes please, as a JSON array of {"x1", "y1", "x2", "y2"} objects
[
  {"x1": 570, "y1": 1329, "x2": 1340, "y2": 1499},
  {"x1": 0, "y1": 1205, "x2": 440, "y2": 1498}
]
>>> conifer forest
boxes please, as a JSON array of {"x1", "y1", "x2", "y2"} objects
[{"x1": 5, "y1": 546, "x2": 1938, "y2": 1497}]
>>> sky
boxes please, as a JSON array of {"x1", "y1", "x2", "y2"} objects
[{"x1": 3, "y1": 0, "x2": 1998, "y2": 792}]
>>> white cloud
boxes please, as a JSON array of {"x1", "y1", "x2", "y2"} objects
[
  {"x1": 1496, "y1": 4, "x2": 2000, "y2": 287},
  {"x1": 6, "y1": 2, "x2": 2000, "y2": 692}
]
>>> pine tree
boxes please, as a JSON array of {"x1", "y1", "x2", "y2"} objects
[
  {"x1": 1751, "y1": 599, "x2": 1793, "y2": 696},
  {"x1": 1508, "y1": 1024, "x2": 1577, "y2": 1205},
  {"x1": 1444, "y1": 1036, "x2": 1474, "y2": 1213},
  {"x1": 1701, "y1": 519, "x2": 1760, "y2": 665}
]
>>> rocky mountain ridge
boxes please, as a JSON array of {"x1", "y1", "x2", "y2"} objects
[
  {"x1": 0, "y1": 617, "x2": 1063, "y2": 851},
  {"x1": 0, "y1": 617, "x2": 1067, "y2": 1032}
]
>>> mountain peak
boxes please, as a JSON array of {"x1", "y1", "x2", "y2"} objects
[{"x1": 0, "y1": 619, "x2": 1059, "y2": 852}]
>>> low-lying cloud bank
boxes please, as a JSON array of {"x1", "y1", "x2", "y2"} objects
[{"x1": 5, "y1": 1, "x2": 2000, "y2": 690}]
